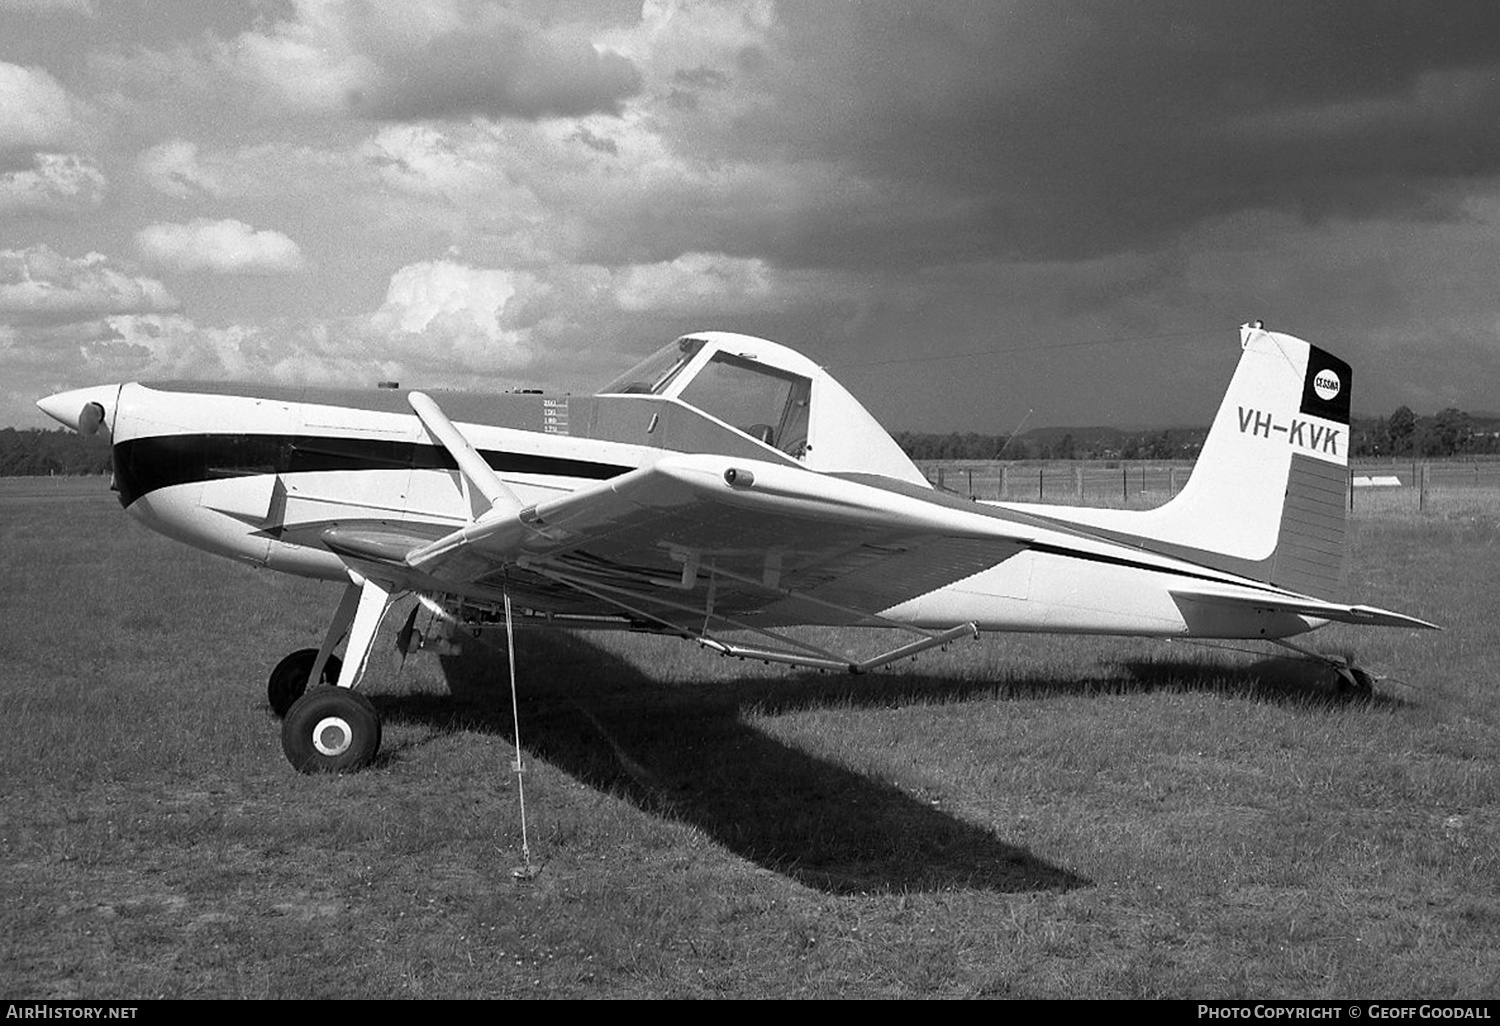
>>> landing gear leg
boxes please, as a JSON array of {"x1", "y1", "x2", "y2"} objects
[{"x1": 280, "y1": 575, "x2": 397, "y2": 773}]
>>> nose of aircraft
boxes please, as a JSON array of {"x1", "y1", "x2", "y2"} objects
[{"x1": 36, "y1": 384, "x2": 121, "y2": 436}]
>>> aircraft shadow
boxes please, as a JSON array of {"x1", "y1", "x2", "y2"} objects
[
  {"x1": 1113, "y1": 654, "x2": 1414, "y2": 710},
  {"x1": 688, "y1": 650, "x2": 1410, "y2": 718},
  {"x1": 377, "y1": 631, "x2": 1090, "y2": 896}
]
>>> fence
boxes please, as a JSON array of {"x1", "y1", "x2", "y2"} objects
[{"x1": 915, "y1": 458, "x2": 1500, "y2": 510}]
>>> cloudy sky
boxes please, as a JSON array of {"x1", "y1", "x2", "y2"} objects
[{"x1": 4, "y1": 0, "x2": 1500, "y2": 433}]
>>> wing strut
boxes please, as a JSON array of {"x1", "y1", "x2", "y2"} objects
[
  {"x1": 524, "y1": 558, "x2": 982, "y2": 675},
  {"x1": 408, "y1": 390, "x2": 524, "y2": 517},
  {"x1": 698, "y1": 622, "x2": 979, "y2": 674}
]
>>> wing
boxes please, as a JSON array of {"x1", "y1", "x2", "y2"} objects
[{"x1": 393, "y1": 453, "x2": 1025, "y2": 629}]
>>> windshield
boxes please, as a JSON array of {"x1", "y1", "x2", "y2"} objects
[{"x1": 599, "y1": 338, "x2": 704, "y2": 395}]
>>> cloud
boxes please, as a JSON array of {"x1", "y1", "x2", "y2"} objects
[
  {"x1": 365, "y1": 259, "x2": 536, "y2": 370},
  {"x1": 614, "y1": 252, "x2": 773, "y2": 312},
  {"x1": 230, "y1": 0, "x2": 642, "y2": 122},
  {"x1": 137, "y1": 140, "x2": 227, "y2": 198},
  {"x1": 0, "y1": 60, "x2": 91, "y2": 154},
  {"x1": 0, "y1": 152, "x2": 105, "y2": 214},
  {"x1": 43, "y1": 260, "x2": 548, "y2": 388},
  {"x1": 740, "y1": 3, "x2": 1500, "y2": 262},
  {"x1": 0, "y1": 245, "x2": 177, "y2": 326},
  {"x1": 0, "y1": 0, "x2": 94, "y2": 11},
  {"x1": 135, "y1": 218, "x2": 306, "y2": 274}
]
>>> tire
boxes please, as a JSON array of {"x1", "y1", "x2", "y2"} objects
[
  {"x1": 281, "y1": 687, "x2": 382, "y2": 774},
  {"x1": 268, "y1": 648, "x2": 343, "y2": 718},
  {"x1": 1333, "y1": 664, "x2": 1375, "y2": 697}
]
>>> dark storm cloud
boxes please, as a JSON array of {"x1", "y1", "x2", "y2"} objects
[{"x1": 738, "y1": 1, "x2": 1500, "y2": 265}]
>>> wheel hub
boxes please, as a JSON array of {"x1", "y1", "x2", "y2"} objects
[{"x1": 312, "y1": 716, "x2": 354, "y2": 756}]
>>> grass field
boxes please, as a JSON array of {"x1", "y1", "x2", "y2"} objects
[{"x1": 1, "y1": 476, "x2": 1496, "y2": 998}]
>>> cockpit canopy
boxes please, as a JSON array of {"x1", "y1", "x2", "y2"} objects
[
  {"x1": 598, "y1": 331, "x2": 928, "y2": 486},
  {"x1": 600, "y1": 335, "x2": 811, "y2": 459}
]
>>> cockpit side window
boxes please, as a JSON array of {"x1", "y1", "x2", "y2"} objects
[
  {"x1": 599, "y1": 338, "x2": 705, "y2": 395},
  {"x1": 677, "y1": 352, "x2": 812, "y2": 457}
]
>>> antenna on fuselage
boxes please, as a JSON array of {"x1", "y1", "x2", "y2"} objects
[{"x1": 993, "y1": 408, "x2": 1033, "y2": 460}]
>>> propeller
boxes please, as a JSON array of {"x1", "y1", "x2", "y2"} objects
[{"x1": 78, "y1": 402, "x2": 106, "y2": 437}]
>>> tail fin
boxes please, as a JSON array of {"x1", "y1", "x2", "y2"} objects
[{"x1": 1120, "y1": 323, "x2": 1351, "y2": 599}]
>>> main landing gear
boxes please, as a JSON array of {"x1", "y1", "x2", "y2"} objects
[{"x1": 271, "y1": 575, "x2": 397, "y2": 774}]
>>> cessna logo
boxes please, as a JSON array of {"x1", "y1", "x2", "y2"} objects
[{"x1": 1312, "y1": 370, "x2": 1341, "y2": 402}]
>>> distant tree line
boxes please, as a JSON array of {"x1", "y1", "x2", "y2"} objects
[
  {"x1": 1348, "y1": 407, "x2": 1500, "y2": 458},
  {"x1": 893, "y1": 427, "x2": 1208, "y2": 462},
  {"x1": 0, "y1": 428, "x2": 111, "y2": 476}
]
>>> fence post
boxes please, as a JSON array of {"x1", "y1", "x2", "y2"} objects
[
  {"x1": 998, "y1": 465, "x2": 1006, "y2": 500},
  {"x1": 1419, "y1": 462, "x2": 1428, "y2": 512},
  {"x1": 1038, "y1": 467, "x2": 1044, "y2": 499},
  {"x1": 1074, "y1": 464, "x2": 1083, "y2": 499}
]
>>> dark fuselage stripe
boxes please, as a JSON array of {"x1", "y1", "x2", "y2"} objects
[
  {"x1": 1021, "y1": 541, "x2": 1281, "y2": 596},
  {"x1": 112, "y1": 432, "x2": 633, "y2": 506}
]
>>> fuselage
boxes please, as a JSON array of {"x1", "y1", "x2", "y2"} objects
[
  {"x1": 39, "y1": 331, "x2": 1343, "y2": 642},
  {"x1": 68, "y1": 394, "x2": 1309, "y2": 641}
]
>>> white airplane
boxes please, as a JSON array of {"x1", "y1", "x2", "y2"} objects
[{"x1": 38, "y1": 323, "x2": 1437, "y2": 774}]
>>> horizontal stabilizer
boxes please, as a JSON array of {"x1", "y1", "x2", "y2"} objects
[{"x1": 1171, "y1": 587, "x2": 1441, "y2": 631}]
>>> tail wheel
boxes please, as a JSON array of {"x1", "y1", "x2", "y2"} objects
[
  {"x1": 281, "y1": 687, "x2": 382, "y2": 774},
  {"x1": 268, "y1": 648, "x2": 343, "y2": 718},
  {"x1": 1333, "y1": 663, "x2": 1376, "y2": 697}
]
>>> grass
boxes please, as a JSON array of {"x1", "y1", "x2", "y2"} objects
[{"x1": 0, "y1": 477, "x2": 1497, "y2": 998}]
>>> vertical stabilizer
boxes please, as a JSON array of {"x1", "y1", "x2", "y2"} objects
[{"x1": 1053, "y1": 325, "x2": 1352, "y2": 600}]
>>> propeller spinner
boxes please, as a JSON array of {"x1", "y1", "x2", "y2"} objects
[{"x1": 36, "y1": 384, "x2": 121, "y2": 436}]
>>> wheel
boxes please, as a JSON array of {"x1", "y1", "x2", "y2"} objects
[
  {"x1": 281, "y1": 687, "x2": 381, "y2": 774},
  {"x1": 267, "y1": 648, "x2": 343, "y2": 718},
  {"x1": 1333, "y1": 663, "x2": 1375, "y2": 697}
]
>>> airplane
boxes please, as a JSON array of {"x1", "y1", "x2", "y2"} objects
[{"x1": 37, "y1": 323, "x2": 1438, "y2": 774}]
